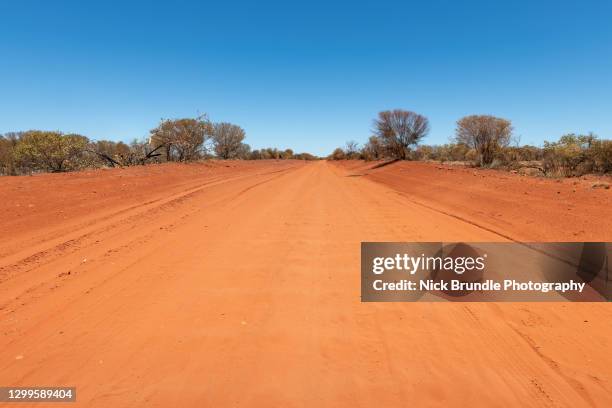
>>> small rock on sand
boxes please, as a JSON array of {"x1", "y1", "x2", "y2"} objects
[{"x1": 591, "y1": 182, "x2": 610, "y2": 189}]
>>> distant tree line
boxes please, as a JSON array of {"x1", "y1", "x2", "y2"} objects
[
  {"x1": 0, "y1": 115, "x2": 317, "y2": 176},
  {"x1": 330, "y1": 109, "x2": 611, "y2": 177}
]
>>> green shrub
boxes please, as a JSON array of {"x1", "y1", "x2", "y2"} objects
[{"x1": 14, "y1": 131, "x2": 90, "y2": 173}]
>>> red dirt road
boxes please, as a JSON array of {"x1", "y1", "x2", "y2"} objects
[{"x1": 1, "y1": 160, "x2": 611, "y2": 407}]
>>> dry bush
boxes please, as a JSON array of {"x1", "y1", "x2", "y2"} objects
[
  {"x1": 414, "y1": 144, "x2": 475, "y2": 163},
  {"x1": 455, "y1": 115, "x2": 513, "y2": 166},
  {"x1": 252, "y1": 148, "x2": 280, "y2": 159},
  {"x1": 150, "y1": 115, "x2": 213, "y2": 162},
  {"x1": 0, "y1": 133, "x2": 21, "y2": 175},
  {"x1": 282, "y1": 149, "x2": 294, "y2": 159},
  {"x1": 249, "y1": 147, "x2": 312, "y2": 160},
  {"x1": 14, "y1": 131, "x2": 90, "y2": 173},
  {"x1": 344, "y1": 141, "x2": 361, "y2": 159},
  {"x1": 232, "y1": 143, "x2": 251, "y2": 160},
  {"x1": 293, "y1": 152, "x2": 317, "y2": 160},
  {"x1": 212, "y1": 122, "x2": 246, "y2": 159},
  {"x1": 360, "y1": 136, "x2": 386, "y2": 160},
  {"x1": 408, "y1": 132, "x2": 609, "y2": 179},
  {"x1": 498, "y1": 145, "x2": 542, "y2": 163},
  {"x1": 330, "y1": 148, "x2": 346, "y2": 160},
  {"x1": 541, "y1": 133, "x2": 607, "y2": 177},
  {"x1": 591, "y1": 139, "x2": 612, "y2": 173},
  {"x1": 373, "y1": 110, "x2": 429, "y2": 159}
]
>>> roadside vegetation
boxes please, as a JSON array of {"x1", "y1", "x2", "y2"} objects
[
  {"x1": 0, "y1": 115, "x2": 317, "y2": 176},
  {"x1": 330, "y1": 109, "x2": 611, "y2": 178}
]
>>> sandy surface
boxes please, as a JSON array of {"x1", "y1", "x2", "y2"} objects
[
  {"x1": 335, "y1": 160, "x2": 612, "y2": 241},
  {"x1": 0, "y1": 160, "x2": 611, "y2": 407}
]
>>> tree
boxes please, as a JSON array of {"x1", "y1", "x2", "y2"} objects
[
  {"x1": 150, "y1": 115, "x2": 213, "y2": 161},
  {"x1": 330, "y1": 147, "x2": 346, "y2": 160},
  {"x1": 234, "y1": 143, "x2": 252, "y2": 159},
  {"x1": 88, "y1": 140, "x2": 123, "y2": 167},
  {"x1": 0, "y1": 132, "x2": 22, "y2": 175},
  {"x1": 541, "y1": 133, "x2": 607, "y2": 176},
  {"x1": 282, "y1": 148, "x2": 294, "y2": 159},
  {"x1": 373, "y1": 109, "x2": 429, "y2": 159},
  {"x1": 293, "y1": 152, "x2": 317, "y2": 160},
  {"x1": 344, "y1": 140, "x2": 360, "y2": 159},
  {"x1": 361, "y1": 136, "x2": 385, "y2": 160},
  {"x1": 265, "y1": 147, "x2": 280, "y2": 159},
  {"x1": 128, "y1": 138, "x2": 165, "y2": 165},
  {"x1": 455, "y1": 115, "x2": 513, "y2": 166},
  {"x1": 212, "y1": 123, "x2": 246, "y2": 159},
  {"x1": 591, "y1": 139, "x2": 612, "y2": 173},
  {"x1": 14, "y1": 131, "x2": 89, "y2": 172}
]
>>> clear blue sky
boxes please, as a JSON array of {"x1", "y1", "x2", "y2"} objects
[{"x1": 1, "y1": 0, "x2": 611, "y2": 155}]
